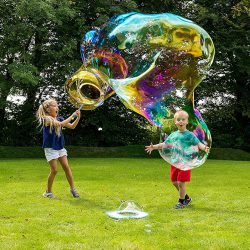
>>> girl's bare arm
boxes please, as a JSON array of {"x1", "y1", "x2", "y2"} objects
[{"x1": 64, "y1": 111, "x2": 81, "y2": 129}]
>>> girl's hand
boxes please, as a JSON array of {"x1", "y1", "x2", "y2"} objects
[
  {"x1": 71, "y1": 112, "x2": 77, "y2": 119},
  {"x1": 145, "y1": 143, "x2": 154, "y2": 154},
  {"x1": 75, "y1": 110, "x2": 81, "y2": 118}
]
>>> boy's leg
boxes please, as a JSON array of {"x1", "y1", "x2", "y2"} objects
[
  {"x1": 171, "y1": 166, "x2": 192, "y2": 208},
  {"x1": 173, "y1": 181, "x2": 187, "y2": 209},
  {"x1": 172, "y1": 181, "x2": 179, "y2": 190},
  {"x1": 177, "y1": 170, "x2": 192, "y2": 206},
  {"x1": 176, "y1": 169, "x2": 192, "y2": 208},
  {"x1": 47, "y1": 159, "x2": 58, "y2": 192},
  {"x1": 173, "y1": 181, "x2": 190, "y2": 200},
  {"x1": 177, "y1": 169, "x2": 191, "y2": 199},
  {"x1": 58, "y1": 155, "x2": 75, "y2": 189},
  {"x1": 170, "y1": 165, "x2": 178, "y2": 188},
  {"x1": 171, "y1": 166, "x2": 187, "y2": 195},
  {"x1": 177, "y1": 181, "x2": 186, "y2": 199}
]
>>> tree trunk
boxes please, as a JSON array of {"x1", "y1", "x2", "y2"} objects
[{"x1": 0, "y1": 72, "x2": 12, "y2": 144}]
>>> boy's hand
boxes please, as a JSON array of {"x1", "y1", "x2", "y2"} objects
[
  {"x1": 204, "y1": 146, "x2": 210, "y2": 154},
  {"x1": 145, "y1": 143, "x2": 154, "y2": 154},
  {"x1": 198, "y1": 142, "x2": 210, "y2": 154}
]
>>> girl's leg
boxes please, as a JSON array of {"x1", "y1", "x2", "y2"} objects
[
  {"x1": 58, "y1": 155, "x2": 75, "y2": 189},
  {"x1": 47, "y1": 159, "x2": 58, "y2": 192},
  {"x1": 177, "y1": 181, "x2": 186, "y2": 200}
]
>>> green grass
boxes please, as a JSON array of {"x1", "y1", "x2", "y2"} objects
[
  {"x1": 1, "y1": 146, "x2": 250, "y2": 160},
  {"x1": 0, "y1": 158, "x2": 249, "y2": 249}
]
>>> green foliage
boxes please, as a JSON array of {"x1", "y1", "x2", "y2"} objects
[
  {"x1": 8, "y1": 62, "x2": 40, "y2": 86},
  {"x1": 0, "y1": 0, "x2": 83, "y2": 142},
  {"x1": 0, "y1": 0, "x2": 249, "y2": 148},
  {"x1": 134, "y1": 0, "x2": 177, "y2": 13},
  {"x1": 134, "y1": 1, "x2": 250, "y2": 149},
  {"x1": 182, "y1": 1, "x2": 250, "y2": 149},
  {"x1": 0, "y1": 0, "x2": 146, "y2": 146},
  {"x1": 161, "y1": 118, "x2": 176, "y2": 134}
]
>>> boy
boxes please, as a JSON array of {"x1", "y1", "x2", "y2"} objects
[{"x1": 145, "y1": 110, "x2": 210, "y2": 209}]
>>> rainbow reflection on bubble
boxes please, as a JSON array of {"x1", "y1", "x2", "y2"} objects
[
  {"x1": 159, "y1": 108, "x2": 211, "y2": 170},
  {"x1": 65, "y1": 12, "x2": 215, "y2": 169}
]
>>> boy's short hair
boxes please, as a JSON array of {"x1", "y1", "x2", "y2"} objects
[{"x1": 174, "y1": 110, "x2": 189, "y2": 120}]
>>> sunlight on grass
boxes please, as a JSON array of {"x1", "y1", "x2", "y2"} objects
[{"x1": 0, "y1": 159, "x2": 249, "y2": 249}]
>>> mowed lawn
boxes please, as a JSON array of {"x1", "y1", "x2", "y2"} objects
[{"x1": 0, "y1": 158, "x2": 249, "y2": 250}]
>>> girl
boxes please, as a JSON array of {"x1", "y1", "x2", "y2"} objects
[{"x1": 37, "y1": 99, "x2": 81, "y2": 198}]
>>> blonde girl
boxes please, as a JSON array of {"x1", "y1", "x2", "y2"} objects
[{"x1": 37, "y1": 99, "x2": 81, "y2": 198}]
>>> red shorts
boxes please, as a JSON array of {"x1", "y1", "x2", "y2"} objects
[{"x1": 170, "y1": 165, "x2": 191, "y2": 182}]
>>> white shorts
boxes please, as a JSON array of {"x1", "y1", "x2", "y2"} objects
[{"x1": 44, "y1": 148, "x2": 68, "y2": 162}]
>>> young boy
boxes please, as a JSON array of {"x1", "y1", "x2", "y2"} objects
[{"x1": 145, "y1": 110, "x2": 210, "y2": 209}]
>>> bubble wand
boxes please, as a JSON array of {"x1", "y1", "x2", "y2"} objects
[{"x1": 72, "y1": 104, "x2": 84, "y2": 119}]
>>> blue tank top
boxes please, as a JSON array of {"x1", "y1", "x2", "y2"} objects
[{"x1": 42, "y1": 116, "x2": 65, "y2": 150}]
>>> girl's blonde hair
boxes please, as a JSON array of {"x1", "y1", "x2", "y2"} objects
[{"x1": 36, "y1": 99, "x2": 61, "y2": 136}]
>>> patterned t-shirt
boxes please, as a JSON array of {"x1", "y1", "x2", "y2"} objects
[{"x1": 165, "y1": 130, "x2": 200, "y2": 148}]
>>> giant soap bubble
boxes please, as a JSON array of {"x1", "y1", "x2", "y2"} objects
[
  {"x1": 159, "y1": 108, "x2": 210, "y2": 170},
  {"x1": 65, "y1": 12, "x2": 215, "y2": 169}
]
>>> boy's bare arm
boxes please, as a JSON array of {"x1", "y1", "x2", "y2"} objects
[
  {"x1": 145, "y1": 142, "x2": 164, "y2": 154},
  {"x1": 197, "y1": 142, "x2": 210, "y2": 154}
]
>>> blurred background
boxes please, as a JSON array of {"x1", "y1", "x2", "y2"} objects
[{"x1": 0, "y1": 0, "x2": 249, "y2": 153}]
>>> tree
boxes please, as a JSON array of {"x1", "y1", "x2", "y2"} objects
[
  {"x1": 0, "y1": 0, "x2": 83, "y2": 144},
  {"x1": 2, "y1": 0, "x2": 249, "y2": 149},
  {"x1": 136, "y1": 0, "x2": 250, "y2": 149},
  {"x1": 1, "y1": 0, "x2": 153, "y2": 146},
  {"x1": 190, "y1": 0, "x2": 250, "y2": 149}
]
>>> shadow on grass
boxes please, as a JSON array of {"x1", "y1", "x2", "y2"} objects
[
  {"x1": 51, "y1": 196, "x2": 109, "y2": 211},
  {"x1": 186, "y1": 204, "x2": 248, "y2": 215},
  {"x1": 147, "y1": 203, "x2": 248, "y2": 216}
]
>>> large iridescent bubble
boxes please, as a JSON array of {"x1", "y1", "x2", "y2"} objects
[
  {"x1": 159, "y1": 108, "x2": 211, "y2": 170},
  {"x1": 65, "y1": 12, "x2": 215, "y2": 169}
]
